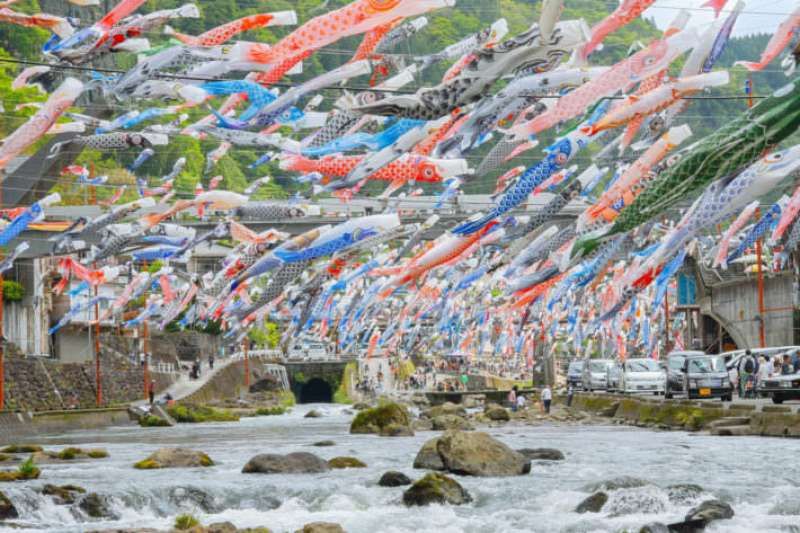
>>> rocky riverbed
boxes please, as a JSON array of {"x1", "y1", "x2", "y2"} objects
[{"x1": 0, "y1": 402, "x2": 799, "y2": 532}]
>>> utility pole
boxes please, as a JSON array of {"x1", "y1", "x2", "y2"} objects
[
  {"x1": 755, "y1": 207, "x2": 767, "y2": 348},
  {"x1": 243, "y1": 338, "x2": 250, "y2": 388},
  {"x1": 142, "y1": 320, "x2": 150, "y2": 401},
  {"x1": 94, "y1": 261, "x2": 102, "y2": 407}
]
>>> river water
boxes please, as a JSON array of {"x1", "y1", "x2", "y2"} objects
[{"x1": 2, "y1": 403, "x2": 800, "y2": 532}]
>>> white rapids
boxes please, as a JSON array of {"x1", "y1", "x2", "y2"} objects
[{"x1": 2, "y1": 403, "x2": 800, "y2": 532}]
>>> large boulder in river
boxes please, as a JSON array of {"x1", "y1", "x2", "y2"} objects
[
  {"x1": 295, "y1": 523, "x2": 345, "y2": 533},
  {"x1": 415, "y1": 430, "x2": 530, "y2": 477},
  {"x1": 517, "y1": 448, "x2": 565, "y2": 461},
  {"x1": 133, "y1": 448, "x2": 214, "y2": 469},
  {"x1": 378, "y1": 471, "x2": 412, "y2": 487},
  {"x1": 402, "y1": 472, "x2": 472, "y2": 506},
  {"x1": 413, "y1": 437, "x2": 445, "y2": 470},
  {"x1": 350, "y1": 402, "x2": 412, "y2": 436},
  {"x1": 575, "y1": 491, "x2": 608, "y2": 513},
  {"x1": 431, "y1": 414, "x2": 473, "y2": 431},
  {"x1": 483, "y1": 403, "x2": 510, "y2": 422},
  {"x1": 242, "y1": 452, "x2": 330, "y2": 474},
  {"x1": 423, "y1": 402, "x2": 466, "y2": 419},
  {"x1": 0, "y1": 490, "x2": 18, "y2": 520}
]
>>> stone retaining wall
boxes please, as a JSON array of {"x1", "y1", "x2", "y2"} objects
[
  {"x1": 567, "y1": 394, "x2": 800, "y2": 437},
  {"x1": 0, "y1": 408, "x2": 133, "y2": 442},
  {"x1": 1, "y1": 357, "x2": 174, "y2": 411}
]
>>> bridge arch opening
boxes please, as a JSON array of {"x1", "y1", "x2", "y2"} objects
[{"x1": 299, "y1": 378, "x2": 333, "y2": 403}]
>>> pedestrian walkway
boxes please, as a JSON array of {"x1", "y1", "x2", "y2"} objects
[{"x1": 131, "y1": 356, "x2": 239, "y2": 407}]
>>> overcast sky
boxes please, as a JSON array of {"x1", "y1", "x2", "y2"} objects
[{"x1": 645, "y1": 0, "x2": 798, "y2": 37}]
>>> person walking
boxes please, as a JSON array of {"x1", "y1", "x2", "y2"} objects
[
  {"x1": 148, "y1": 379, "x2": 155, "y2": 405},
  {"x1": 208, "y1": 355, "x2": 214, "y2": 370},
  {"x1": 541, "y1": 385, "x2": 552, "y2": 414},
  {"x1": 738, "y1": 350, "x2": 756, "y2": 398}
]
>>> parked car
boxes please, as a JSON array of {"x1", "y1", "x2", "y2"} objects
[
  {"x1": 567, "y1": 361, "x2": 584, "y2": 388},
  {"x1": 582, "y1": 359, "x2": 614, "y2": 392},
  {"x1": 759, "y1": 372, "x2": 800, "y2": 404},
  {"x1": 665, "y1": 351, "x2": 732, "y2": 401},
  {"x1": 618, "y1": 358, "x2": 665, "y2": 395}
]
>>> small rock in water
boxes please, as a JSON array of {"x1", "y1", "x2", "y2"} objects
[
  {"x1": 41, "y1": 484, "x2": 86, "y2": 505},
  {"x1": 242, "y1": 452, "x2": 330, "y2": 474},
  {"x1": 168, "y1": 486, "x2": 219, "y2": 513},
  {"x1": 133, "y1": 448, "x2": 214, "y2": 469},
  {"x1": 0, "y1": 490, "x2": 18, "y2": 520},
  {"x1": 402, "y1": 472, "x2": 472, "y2": 506},
  {"x1": 77, "y1": 493, "x2": 117, "y2": 519},
  {"x1": 575, "y1": 491, "x2": 608, "y2": 513},
  {"x1": 683, "y1": 499, "x2": 735, "y2": 525},
  {"x1": 484, "y1": 403, "x2": 511, "y2": 422},
  {"x1": 378, "y1": 471, "x2": 412, "y2": 487},
  {"x1": 413, "y1": 418, "x2": 434, "y2": 431},
  {"x1": 666, "y1": 484, "x2": 705, "y2": 505},
  {"x1": 353, "y1": 402, "x2": 371, "y2": 410},
  {"x1": 311, "y1": 440, "x2": 336, "y2": 447},
  {"x1": 431, "y1": 414, "x2": 474, "y2": 431},
  {"x1": 517, "y1": 448, "x2": 565, "y2": 461},
  {"x1": 205, "y1": 522, "x2": 239, "y2": 533},
  {"x1": 582, "y1": 476, "x2": 650, "y2": 492},
  {"x1": 328, "y1": 456, "x2": 366, "y2": 469},
  {"x1": 305, "y1": 410, "x2": 322, "y2": 418},
  {"x1": 423, "y1": 402, "x2": 467, "y2": 419},
  {"x1": 296, "y1": 522, "x2": 345, "y2": 533}
]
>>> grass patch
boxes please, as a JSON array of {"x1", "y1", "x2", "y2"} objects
[
  {"x1": 87, "y1": 449, "x2": 108, "y2": 459},
  {"x1": 254, "y1": 406, "x2": 286, "y2": 416},
  {"x1": 133, "y1": 459, "x2": 160, "y2": 470},
  {"x1": 0, "y1": 445, "x2": 42, "y2": 454},
  {"x1": 0, "y1": 456, "x2": 41, "y2": 482},
  {"x1": 166, "y1": 403, "x2": 239, "y2": 423},
  {"x1": 139, "y1": 415, "x2": 171, "y2": 427},
  {"x1": 56, "y1": 447, "x2": 83, "y2": 460},
  {"x1": 174, "y1": 514, "x2": 200, "y2": 530},
  {"x1": 334, "y1": 362, "x2": 357, "y2": 404}
]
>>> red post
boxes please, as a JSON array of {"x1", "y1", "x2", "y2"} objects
[
  {"x1": 142, "y1": 320, "x2": 150, "y2": 401},
  {"x1": 755, "y1": 209, "x2": 767, "y2": 348},
  {"x1": 93, "y1": 262, "x2": 102, "y2": 407},
  {"x1": 243, "y1": 339, "x2": 250, "y2": 388}
]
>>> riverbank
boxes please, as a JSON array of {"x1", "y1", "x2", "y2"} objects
[{"x1": 566, "y1": 393, "x2": 800, "y2": 437}]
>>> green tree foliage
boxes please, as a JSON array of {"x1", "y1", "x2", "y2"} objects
[{"x1": 248, "y1": 321, "x2": 281, "y2": 348}]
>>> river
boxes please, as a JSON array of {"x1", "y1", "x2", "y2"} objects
[{"x1": 2, "y1": 403, "x2": 799, "y2": 532}]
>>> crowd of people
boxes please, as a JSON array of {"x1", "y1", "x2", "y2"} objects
[{"x1": 736, "y1": 349, "x2": 800, "y2": 398}]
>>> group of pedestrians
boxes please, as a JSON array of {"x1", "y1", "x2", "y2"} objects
[
  {"x1": 508, "y1": 385, "x2": 552, "y2": 414},
  {"x1": 737, "y1": 349, "x2": 800, "y2": 398}
]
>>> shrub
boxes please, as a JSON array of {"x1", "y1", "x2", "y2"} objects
[
  {"x1": 2, "y1": 280, "x2": 24, "y2": 302},
  {"x1": 139, "y1": 415, "x2": 171, "y2": 427},
  {"x1": 174, "y1": 514, "x2": 200, "y2": 530},
  {"x1": 254, "y1": 406, "x2": 286, "y2": 416},
  {"x1": 278, "y1": 391, "x2": 296, "y2": 408},
  {"x1": 166, "y1": 404, "x2": 239, "y2": 423},
  {"x1": 57, "y1": 447, "x2": 83, "y2": 460}
]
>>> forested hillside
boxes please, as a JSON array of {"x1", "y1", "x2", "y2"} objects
[{"x1": 0, "y1": 0, "x2": 792, "y2": 203}]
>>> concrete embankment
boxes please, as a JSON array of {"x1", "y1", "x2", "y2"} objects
[
  {"x1": 0, "y1": 408, "x2": 134, "y2": 442},
  {"x1": 567, "y1": 394, "x2": 800, "y2": 437}
]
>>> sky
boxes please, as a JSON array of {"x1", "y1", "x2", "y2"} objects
[{"x1": 646, "y1": 0, "x2": 798, "y2": 37}]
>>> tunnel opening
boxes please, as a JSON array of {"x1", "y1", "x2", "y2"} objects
[{"x1": 298, "y1": 378, "x2": 333, "y2": 403}]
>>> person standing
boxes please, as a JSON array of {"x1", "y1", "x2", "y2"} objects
[
  {"x1": 148, "y1": 379, "x2": 155, "y2": 405},
  {"x1": 208, "y1": 354, "x2": 214, "y2": 370},
  {"x1": 508, "y1": 386, "x2": 518, "y2": 411},
  {"x1": 541, "y1": 385, "x2": 552, "y2": 414}
]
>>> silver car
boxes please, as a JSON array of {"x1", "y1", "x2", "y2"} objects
[
  {"x1": 618, "y1": 358, "x2": 665, "y2": 395},
  {"x1": 582, "y1": 359, "x2": 614, "y2": 392}
]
